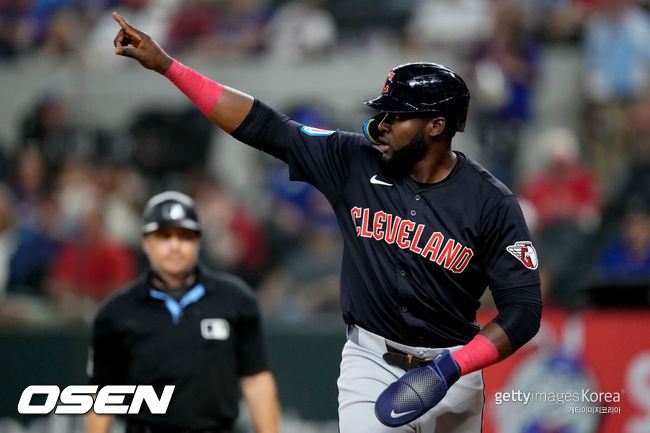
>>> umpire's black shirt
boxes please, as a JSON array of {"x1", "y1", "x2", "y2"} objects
[{"x1": 87, "y1": 268, "x2": 269, "y2": 432}]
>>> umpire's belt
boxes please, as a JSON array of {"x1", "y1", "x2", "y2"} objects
[{"x1": 346, "y1": 325, "x2": 450, "y2": 372}]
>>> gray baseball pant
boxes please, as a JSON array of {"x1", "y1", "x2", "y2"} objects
[{"x1": 338, "y1": 325, "x2": 484, "y2": 433}]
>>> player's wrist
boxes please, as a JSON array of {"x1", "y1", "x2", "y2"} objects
[
  {"x1": 156, "y1": 55, "x2": 174, "y2": 75},
  {"x1": 451, "y1": 334, "x2": 499, "y2": 376}
]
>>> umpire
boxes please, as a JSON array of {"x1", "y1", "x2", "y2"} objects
[{"x1": 86, "y1": 191, "x2": 280, "y2": 433}]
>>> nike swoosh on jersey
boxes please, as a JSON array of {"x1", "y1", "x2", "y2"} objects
[
  {"x1": 370, "y1": 175, "x2": 393, "y2": 186},
  {"x1": 390, "y1": 409, "x2": 417, "y2": 418}
]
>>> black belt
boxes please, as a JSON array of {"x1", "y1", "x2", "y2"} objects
[
  {"x1": 346, "y1": 325, "x2": 433, "y2": 371},
  {"x1": 383, "y1": 345, "x2": 433, "y2": 371}
]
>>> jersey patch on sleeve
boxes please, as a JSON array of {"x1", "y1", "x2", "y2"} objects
[
  {"x1": 300, "y1": 125, "x2": 336, "y2": 136},
  {"x1": 506, "y1": 241, "x2": 538, "y2": 270}
]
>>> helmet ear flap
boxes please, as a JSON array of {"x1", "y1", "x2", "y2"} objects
[{"x1": 363, "y1": 112, "x2": 386, "y2": 145}]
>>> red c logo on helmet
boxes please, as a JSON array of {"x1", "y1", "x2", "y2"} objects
[{"x1": 382, "y1": 72, "x2": 395, "y2": 93}]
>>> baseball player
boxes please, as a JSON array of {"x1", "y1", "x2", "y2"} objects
[
  {"x1": 86, "y1": 191, "x2": 280, "y2": 433},
  {"x1": 111, "y1": 13, "x2": 542, "y2": 433}
]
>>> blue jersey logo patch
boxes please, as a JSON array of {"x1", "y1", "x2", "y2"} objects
[{"x1": 300, "y1": 126, "x2": 335, "y2": 136}]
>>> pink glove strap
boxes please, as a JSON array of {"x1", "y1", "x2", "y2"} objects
[
  {"x1": 452, "y1": 334, "x2": 499, "y2": 376},
  {"x1": 164, "y1": 60, "x2": 224, "y2": 116}
]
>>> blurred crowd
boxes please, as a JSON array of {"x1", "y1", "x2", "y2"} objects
[{"x1": 1, "y1": 0, "x2": 650, "y2": 326}]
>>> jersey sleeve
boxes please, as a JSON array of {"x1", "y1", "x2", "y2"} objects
[
  {"x1": 232, "y1": 99, "x2": 362, "y2": 203},
  {"x1": 87, "y1": 308, "x2": 127, "y2": 386},
  {"x1": 480, "y1": 195, "x2": 540, "y2": 290},
  {"x1": 285, "y1": 127, "x2": 363, "y2": 202}
]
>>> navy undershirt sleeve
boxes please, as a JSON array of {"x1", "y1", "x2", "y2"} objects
[
  {"x1": 479, "y1": 192, "x2": 542, "y2": 352},
  {"x1": 491, "y1": 283, "x2": 542, "y2": 352}
]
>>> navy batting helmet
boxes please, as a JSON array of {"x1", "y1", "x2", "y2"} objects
[
  {"x1": 141, "y1": 191, "x2": 201, "y2": 235},
  {"x1": 363, "y1": 63, "x2": 470, "y2": 144}
]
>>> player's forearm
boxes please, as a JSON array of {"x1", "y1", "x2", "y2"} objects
[
  {"x1": 476, "y1": 321, "x2": 512, "y2": 359},
  {"x1": 241, "y1": 371, "x2": 281, "y2": 433},
  {"x1": 162, "y1": 60, "x2": 254, "y2": 133},
  {"x1": 86, "y1": 410, "x2": 114, "y2": 433}
]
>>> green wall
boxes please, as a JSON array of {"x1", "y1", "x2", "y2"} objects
[{"x1": 0, "y1": 320, "x2": 346, "y2": 424}]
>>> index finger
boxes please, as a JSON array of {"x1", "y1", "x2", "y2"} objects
[
  {"x1": 112, "y1": 12, "x2": 141, "y2": 39},
  {"x1": 112, "y1": 12, "x2": 130, "y2": 30}
]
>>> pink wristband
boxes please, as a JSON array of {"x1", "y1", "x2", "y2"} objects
[
  {"x1": 452, "y1": 334, "x2": 500, "y2": 376},
  {"x1": 164, "y1": 60, "x2": 224, "y2": 116}
]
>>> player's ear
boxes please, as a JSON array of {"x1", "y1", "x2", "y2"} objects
[{"x1": 427, "y1": 117, "x2": 446, "y2": 138}]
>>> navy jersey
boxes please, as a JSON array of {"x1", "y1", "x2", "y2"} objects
[{"x1": 235, "y1": 101, "x2": 540, "y2": 347}]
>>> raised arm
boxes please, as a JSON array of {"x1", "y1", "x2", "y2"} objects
[{"x1": 112, "y1": 12, "x2": 254, "y2": 133}]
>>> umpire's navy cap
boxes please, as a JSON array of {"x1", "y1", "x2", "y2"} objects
[{"x1": 142, "y1": 191, "x2": 201, "y2": 235}]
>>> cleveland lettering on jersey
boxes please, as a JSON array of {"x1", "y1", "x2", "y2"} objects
[{"x1": 350, "y1": 206, "x2": 474, "y2": 274}]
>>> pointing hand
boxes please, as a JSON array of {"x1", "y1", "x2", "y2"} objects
[{"x1": 112, "y1": 12, "x2": 173, "y2": 74}]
